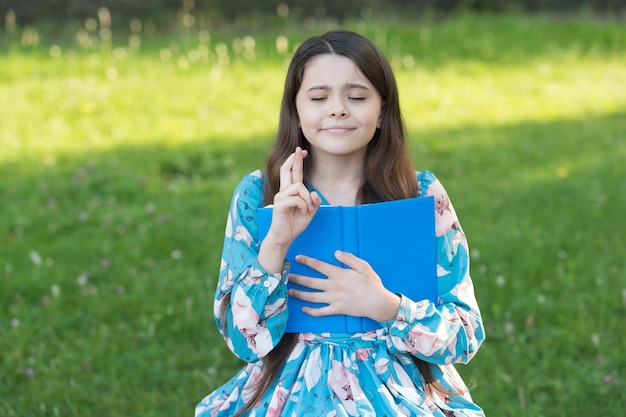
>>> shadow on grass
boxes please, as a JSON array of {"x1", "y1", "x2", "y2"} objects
[
  {"x1": 1, "y1": 111, "x2": 624, "y2": 416},
  {"x1": 414, "y1": 111, "x2": 626, "y2": 415}
]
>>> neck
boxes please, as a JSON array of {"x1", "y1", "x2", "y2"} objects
[{"x1": 309, "y1": 154, "x2": 364, "y2": 205}]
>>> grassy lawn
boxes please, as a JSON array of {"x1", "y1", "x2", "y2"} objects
[{"x1": 1, "y1": 12, "x2": 625, "y2": 416}]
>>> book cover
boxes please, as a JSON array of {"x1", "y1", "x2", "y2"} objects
[{"x1": 257, "y1": 196, "x2": 437, "y2": 333}]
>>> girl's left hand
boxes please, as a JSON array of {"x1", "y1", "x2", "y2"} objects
[{"x1": 288, "y1": 251, "x2": 401, "y2": 322}]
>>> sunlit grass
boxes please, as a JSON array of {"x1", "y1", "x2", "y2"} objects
[
  {"x1": 399, "y1": 56, "x2": 625, "y2": 131},
  {"x1": 2, "y1": 13, "x2": 623, "y2": 163},
  {"x1": 1, "y1": 11, "x2": 625, "y2": 417},
  {"x1": 0, "y1": 44, "x2": 287, "y2": 163}
]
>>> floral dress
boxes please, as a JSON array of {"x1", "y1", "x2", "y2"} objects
[{"x1": 196, "y1": 170, "x2": 486, "y2": 417}]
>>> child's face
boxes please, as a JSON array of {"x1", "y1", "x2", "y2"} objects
[{"x1": 295, "y1": 54, "x2": 382, "y2": 162}]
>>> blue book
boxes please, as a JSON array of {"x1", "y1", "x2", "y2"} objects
[{"x1": 257, "y1": 196, "x2": 438, "y2": 333}]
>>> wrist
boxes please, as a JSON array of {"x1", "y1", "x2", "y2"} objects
[
  {"x1": 258, "y1": 238, "x2": 291, "y2": 274},
  {"x1": 370, "y1": 290, "x2": 401, "y2": 322}
]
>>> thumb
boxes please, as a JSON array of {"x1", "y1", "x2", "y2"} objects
[{"x1": 309, "y1": 191, "x2": 322, "y2": 214}]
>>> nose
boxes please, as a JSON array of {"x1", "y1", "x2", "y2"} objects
[{"x1": 329, "y1": 97, "x2": 348, "y2": 118}]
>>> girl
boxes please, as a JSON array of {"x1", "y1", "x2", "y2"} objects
[{"x1": 196, "y1": 30, "x2": 485, "y2": 416}]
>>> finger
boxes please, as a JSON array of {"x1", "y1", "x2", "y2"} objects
[
  {"x1": 310, "y1": 190, "x2": 322, "y2": 208},
  {"x1": 302, "y1": 304, "x2": 337, "y2": 317},
  {"x1": 334, "y1": 250, "x2": 371, "y2": 273},
  {"x1": 276, "y1": 195, "x2": 312, "y2": 215},
  {"x1": 274, "y1": 184, "x2": 316, "y2": 213},
  {"x1": 291, "y1": 183, "x2": 315, "y2": 211},
  {"x1": 279, "y1": 152, "x2": 297, "y2": 191},
  {"x1": 288, "y1": 287, "x2": 326, "y2": 304},
  {"x1": 288, "y1": 273, "x2": 327, "y2": 291},
  {"x1": 295, "y1": 254, "x2": 341, "y2": 277},
  {"x1": 291, "y1": 146, "x2": 306, "y2": 185}
]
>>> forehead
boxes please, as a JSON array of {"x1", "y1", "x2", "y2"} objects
[{"x1": 300, "y1": 54, "x2": 370, "y2": 86}]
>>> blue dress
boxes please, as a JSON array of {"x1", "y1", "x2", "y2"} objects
[{"x1": 196, "y1": 170, "x2": 485, "y2": 416}]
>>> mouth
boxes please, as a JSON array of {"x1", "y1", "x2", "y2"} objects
[{"x1": 321, "y1": 126, "x2": 355, "y2": 134}]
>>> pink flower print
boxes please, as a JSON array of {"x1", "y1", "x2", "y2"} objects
[
  {"x1": 300, "y1": 332, "x2": 319, "y2": 342},
  {"x1": 405, "y1": 324, "x2": 444, "y2": 357},
  {"x1": 267, "y1": 384, "x2": 289, "y2": 417},
  {"x1": 195, "y1": 386, "x2": 239, "y2": 417},
  {"x1": 215, "y1": 386, "x2": 240, "y2": 416},
  {"x1": 374, "y1": 357, "x2": 390, "y2": 376},
  {"x1": 231, "y1": 287, "x2": 273, "y2": 356},
  {"x1": 455, "y1": 305, "x2": 477, "y2": 346},
  {"x1": 329, "y1": 361, "x2": 351, "y2": 399},
  {"x1": 234, "y1": 225, "x2": 253, "y2": 246},
  {"x1": 359, "y1": 330, "x2": 378, "y2": 341},
  {"x1": 426, "y1": 182, "x2": 457, "y2": 237},
  {"x1": 241, "y1": 267, "x2": 265, "y2": 287},
  {"x1": 434, "y1": 192, "x2": 450, "y2": 215},
  {"x1": 451, "y1": 225, "x2": 465, "y2": 246},
  {"x1": 328, "y1": 360, "x2": 366, "y2": 415},
  {"x1": 355, "y1": 348, "x2": 370, "y2": 362},
  {"x1": 263, "y1": 297, "x2": 287, "y2": 319}
]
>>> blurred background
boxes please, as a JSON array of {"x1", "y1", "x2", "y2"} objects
[
  {"x1": 2, "y1": 0, "x2": 626, "y2": 25},
  {"x1": 1, "y1": 1, "x2": 625, "y2": 416}
]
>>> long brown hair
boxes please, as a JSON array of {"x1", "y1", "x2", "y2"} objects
[
  {"x1": 264, "y1": 30, "x2": 417, "y2": 205},
  {"x1": 229, "y1": 30, "x2": 440, "y2": 416}
]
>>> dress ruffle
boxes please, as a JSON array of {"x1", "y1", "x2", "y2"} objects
[{"x1": 196, "y1": 332, "x2": 482, "y2": 417}]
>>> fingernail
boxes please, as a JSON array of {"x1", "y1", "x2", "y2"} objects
[{"x1": 335, "y1": 250, "x2": 343, "y2": 257}]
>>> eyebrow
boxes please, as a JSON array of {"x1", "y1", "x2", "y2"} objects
[{"x1": 306, "y1": 83, "x2": 370, "y2": 92}]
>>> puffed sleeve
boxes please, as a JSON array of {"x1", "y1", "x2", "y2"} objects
[
  {"x1": 381, "y1": 171, "x2": 485, "y2": 365},
  {"x1": 213, "y1": 170, "x2": 289, "y2": 363}
]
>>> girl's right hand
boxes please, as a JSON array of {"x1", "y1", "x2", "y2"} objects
[{"x1": 258, "y1": 147, "x2": 321, "y2": 272}]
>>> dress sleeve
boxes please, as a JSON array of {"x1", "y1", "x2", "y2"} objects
[
  {"x1": 381, "y1": 171, "x2": 485, "y2": 365},
  {"x1": 213, "y1": 170, "x2": 289, "y2": 363}
]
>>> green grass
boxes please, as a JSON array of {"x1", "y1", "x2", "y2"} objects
[{"x1": 1, "y1": 12, "x2": 625, "y2": 417}]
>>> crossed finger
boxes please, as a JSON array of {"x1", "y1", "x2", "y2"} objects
[{"x1": 279, "y1": 146, "x2": 307, "y2": 191}]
